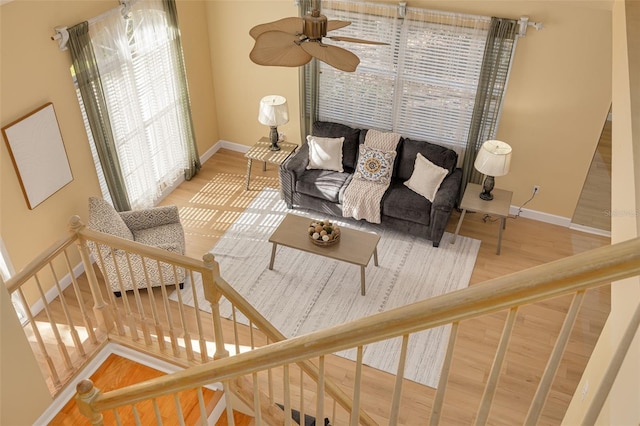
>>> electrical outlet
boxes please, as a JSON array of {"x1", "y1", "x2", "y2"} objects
[{"x1": 533, "y1": 185, "x2": 540, "y2": 195}]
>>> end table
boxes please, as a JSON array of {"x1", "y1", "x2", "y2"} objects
[
  {"x1": 451, "y1": 182, "x2": 513, "y2": 255},
  {"x1": 245, "y1": 137, "x2": 297, "y2": 190}
]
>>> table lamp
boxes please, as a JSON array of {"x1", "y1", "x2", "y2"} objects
[
  {"x1": 474, "y1": 140, "x2": 512, "y2": 201},
  {"x1": 258, "y1": 95, "x2": 289, "y2": 151}
]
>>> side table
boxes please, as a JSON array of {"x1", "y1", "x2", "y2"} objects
[
  {"x1": 451, "y1": 182, "x2": 513, "y2": 255},
  {"x1": 245, "y1": 137, "x2": 297, "y2": 190}
]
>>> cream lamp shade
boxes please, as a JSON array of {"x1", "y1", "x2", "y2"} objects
[
  {"x1": 473, "y1": 140, "x2": 512, "y2": 200},
  {"x1": 258, "y1": 95, "x2": 289, "y2": 151}
]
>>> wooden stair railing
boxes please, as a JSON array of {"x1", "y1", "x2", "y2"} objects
[{"x1": 72, "y1": 237, "x2": 640, "y2": 425}]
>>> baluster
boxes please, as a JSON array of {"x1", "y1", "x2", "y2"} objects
[
  {"x1": 47, "y1": 261, "x2": 85, "y2": 357},
  {"x1": 152, "y1": 398, "x2": 162, "y2": 424},
  {"x1": 92, "y1": 244, "x2": 125, "y2": 335},
  {"x1": 111, "y1": 250, "x2": 138, "y2": 341},
  {"x1": 132, "y1": 404, "x2": 142, "y2": 426},
  {"x1": 197, "y1": 387, "x2": 207, "y2": 424},
  {"x1": 156, "y1": 259, "x2": 180, "y2": 356},
  {"x1": 69, "y1": 216, "x2": 114, "y2": 333},
  {"x1": 299, "y1": 368, "x2": 306, "y2": 426},
  {"x1": 173, "y1": 393, "x2": 185, "y2": 426},
  {"x1": 475, "y1": 307, "x2": 519, "y2": 426},
  {"x1": 140, "y1": 259, "x2": 166, "y2": 351},
  {"x1": 75, "y1": 379, "x2": 104, "y2": 425},
  {"x1": 124, "y1": 252, "x2": 150, "y2": 345},
  {"x1": 188, "y1": 270, "x2": 209, "y2": 361},
  {"x1": 268, "y1": 338, "x2": 275, "y2": 405},
  {"x1": 223, "y1": 380, "x2": 236, "y2": 426},
  {"x1": 62, "y1": 250, "x2": 97, "y2": 344},
  {"x1": 253, "y1": 372, "x2": 262, "y2": 424},
  {"x1": 430, "y1": 321, "x2": 459, "y2": 425},
  {"x1": 203, "y1": 254, "x2": 229, "y2": 360},
  {"x1": 283, "y1": 364, "x2": 292, "y2": 426},
  {"x1": 350, "y1": 345, "x2": 364, "y2": 426},
  {"x1": 389, "y1": 335, "x2": 410, "y2": 425},
  {"x1": 171, "y1": 264, "x2": 194, "y2": 361},
  {"x1": 18, "y1": 287, "x2": 60, "y2": 386},
  {"x1": 317, "y1": 356, "x2": 325, "y2": 426},
  {"x1": 33, "y1": 273, "x2": 73, "y2": 370},
  {"x1": 525, "y1": 291, "x2": 585, "y2": 425},
  {"x1": 113, "y1": 408, "x2": 123, "y2": 426},
  {"x1": 232, "y1": 305, "x2": 240, "y2": 355}
]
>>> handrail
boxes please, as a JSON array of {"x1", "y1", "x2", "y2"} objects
[
  {"x1": 5, "y1": 233, "x2": 77, "y2": 293},
  {"x1": 86, "y1": 237, "x2": 640, "y2": 412}
]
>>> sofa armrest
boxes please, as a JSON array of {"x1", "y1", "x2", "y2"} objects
[
  {"x1": 429, "y1": 169, "x2": 462, "y2": 247},
  {"x1": 282, "y1": 142, "x2": 310, "y2": 175},
  {"x1": 279, "y1": 143, "x2": 310, "y2": 207},
  {"x1": 432, "y1": 169, "x2": 462, "y2": 212},
  {"x1": 119, "y1": 205, "x2": 181, "y2": 231}
]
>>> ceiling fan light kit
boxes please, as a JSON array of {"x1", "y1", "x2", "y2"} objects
[{"x1": 249, "y1": 3, "x2": 386, "y2": 72}]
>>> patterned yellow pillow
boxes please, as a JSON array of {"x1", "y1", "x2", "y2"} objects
[{"x1": 353, "y1": 145, "x2": 397, "y2": 185}]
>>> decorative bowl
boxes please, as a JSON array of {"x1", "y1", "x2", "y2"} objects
[{"x1": 308, "y1": 220, "x2": 340, "y2": 246}]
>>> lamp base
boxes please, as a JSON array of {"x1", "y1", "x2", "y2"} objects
[
  {"x1": 269, "y1": 126, "x2": 280, "y2": 151},
  {"x1": 479, "y1": 175, "x2": 495, "y2": 201}
]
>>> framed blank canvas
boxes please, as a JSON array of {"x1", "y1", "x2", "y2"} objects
[{"x1": 2, "y1": 103, "x2": 73, "y2": 209}]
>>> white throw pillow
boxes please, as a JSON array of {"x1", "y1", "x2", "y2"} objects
[
  {"x1": 404, "y1": 153, "x2": 449, "y2": 202},
  {"x1": 306, "y1": 135, "x2": 345, "y2": 172}
]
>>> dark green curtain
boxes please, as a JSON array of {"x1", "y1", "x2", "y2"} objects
[
  {"x1": 298, "y1": 0, "x2": 318, "y2": 143},
  {"x1": 163, "y1": 0, "x2": 201, "y2": 180},
  {"x1": 460, "y1": 17, "x2": 518, "y2": 202},
  {"x1": 67, "y1": 22, "x2": 131, "y2": 211}
]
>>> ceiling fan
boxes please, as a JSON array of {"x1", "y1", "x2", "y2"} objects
[{"x1": 249, "y1": 1, "x2": 387, "y2": 72}]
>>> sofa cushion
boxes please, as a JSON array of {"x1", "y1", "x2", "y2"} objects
[
  {"x1": 404, "y1": 153, "x2": 449, "y2": 202},
  {"x1": 312, "y1": 121, "x2": 361, "y2": 172},
  {"x1": 396, "y1": 138, "x2": 458, "y2": 180},
  {"x1": 296, "y1": 169, "x2": 353, "y2": 203},
  {"x1": 353, "y1": 145, "x2": 397, "y2": 185},
  {"x1": 382, "y1": 181, "x2": 432, "y2": 226},
  {"x1": 306, "y1": 135, "x2": 344, "y2": 172}
]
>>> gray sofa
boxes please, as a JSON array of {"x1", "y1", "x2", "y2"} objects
[{"x1": 279, "y1": 121, "x2": 462, "y2": 247}]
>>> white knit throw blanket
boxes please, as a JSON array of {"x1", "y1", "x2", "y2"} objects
[{"x1": 342, "y1": 130, "x2": 401, "y2": 223}]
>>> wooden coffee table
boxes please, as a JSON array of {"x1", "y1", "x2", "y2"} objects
[{"x1": 268, "y1": 213, "x2": 380, "y2": 296}]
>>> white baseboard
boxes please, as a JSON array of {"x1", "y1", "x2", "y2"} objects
[
  {"x1": 569, "y1": 223, "x2": 611, "y2": 238},
  {"x1": 35, "y1": 342, "x2": 224, "y2": 425},
  {"x1": 509, "y1": 206, "x2": 572, "y2": 227}
]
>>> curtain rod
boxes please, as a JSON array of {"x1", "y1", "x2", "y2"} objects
[{"x1": 51, "y1": 0, "x2": 137, "y2": 51}]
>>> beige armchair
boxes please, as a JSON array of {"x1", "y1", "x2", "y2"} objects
[{"x1": 87, "y1": 197, "x2": 186, "y2": 296}]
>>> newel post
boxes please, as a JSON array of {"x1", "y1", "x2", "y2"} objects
[
  {"x1": 69, "y1": 216, "x2": 114, "y2": 333},
  {"x1": 75, "y1": 379, "x2": 104, "y2": 425},
  {"x1": 202, "y1": 253, "x2": 229, "y2": 360}
]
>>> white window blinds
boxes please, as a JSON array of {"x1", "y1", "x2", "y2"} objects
[{"x1": 318, "y1": 1, "x2": 492, "y2": 152}]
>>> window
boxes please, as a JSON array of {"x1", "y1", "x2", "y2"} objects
[
  {"x1": 75, "y1": 0, "x2": 194, "y2": 209},
  {"x1": 318, "y1": 1, "x2": 495, "y2": 153}
]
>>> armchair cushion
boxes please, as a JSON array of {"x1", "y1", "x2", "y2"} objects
[{"x1": 88, "y1": 197, "x2": 134, "y2": 241}]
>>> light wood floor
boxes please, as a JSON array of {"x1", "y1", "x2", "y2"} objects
[
  {"x1": 45, "y1": 148, "x2": 610, "y2": 425},
  {"x1": 158, "y1": 149, "x2": 610, "y2": 425},
  {"x1": 572, "y1": 119, "x2": 612, "y2": 232}
]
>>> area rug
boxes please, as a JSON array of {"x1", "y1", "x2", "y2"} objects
[{"x1": 170, "y1": 188, "x2": 480, "y2": 388}]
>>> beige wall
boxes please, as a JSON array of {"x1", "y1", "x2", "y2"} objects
[
  {"x1": 0, "y1": 284, "x2": 52, "y2": 425},
  {"x1": 207, "y1": 1, "x2": 612, "y2": 219},
  {"x1": 563, "y1": 1, "x2": 639, "y2": 424},
  {"x1": 0, "y1": 2, "x2": 217, "y2": 421},
  {"x1": 0, "y1": 0, "x2": 218, "y2": 304}
]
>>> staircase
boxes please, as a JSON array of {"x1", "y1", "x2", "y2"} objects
[{"x1": 6, "y1": 216, "x2": 640, "y2": 425}]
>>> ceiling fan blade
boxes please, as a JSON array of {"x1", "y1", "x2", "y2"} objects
[
  {"x1": 327, "y1": 20, "x2": 351, "y2": 32},
  {"x1": 327, "y1": 36, "x2": 388, "y2": 45},
  {"x1": 250, "y1": 31, "x2": 313, "y2": 67},
  {"x1": 301, "y1": 42, "x2": 360, "y2": 72},
  {"x1": 250, "y1": 17, "x2": 304, "y2": 40}
]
